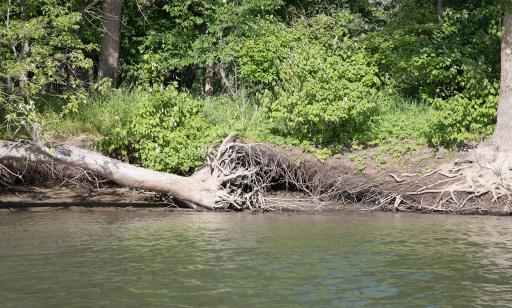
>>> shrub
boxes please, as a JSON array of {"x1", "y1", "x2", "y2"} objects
[
  {"x1": 238, "y1": 13, "x2": 381, "y2": 145},
  {"x1": 98, "y1": 85, "x2": 225, "y2": 174},
  {"x1": 426, "y1": 80, "x2": 498, "y2": 147}
]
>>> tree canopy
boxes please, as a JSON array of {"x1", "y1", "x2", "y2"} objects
[{"x1": 0, "y1": 0, "x2": 509, "y2": 163}]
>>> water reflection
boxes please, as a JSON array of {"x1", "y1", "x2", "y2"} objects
[{"x1": 0, "y1": 211, "x2": 512, "y2": 306}]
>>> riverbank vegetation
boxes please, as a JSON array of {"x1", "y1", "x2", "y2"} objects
[{"x1": 1, "y1": 0, "x2": 512, "y2": 213}]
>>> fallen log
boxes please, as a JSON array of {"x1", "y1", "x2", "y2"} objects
[
  {"x1": 0, "y1": 136, "x2": 243, "y2": 210},
  {"x1": 0, "y1": 134, "x2": 381, "y2": 211}
]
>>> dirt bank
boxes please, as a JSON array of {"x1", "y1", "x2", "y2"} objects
[{"x1": 0, "y1": 136, "x2": 509, "y2": 215}]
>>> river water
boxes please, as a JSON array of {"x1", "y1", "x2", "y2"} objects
[{"x1": 1, "y1": 210, "x2": 512, "y2": 307}]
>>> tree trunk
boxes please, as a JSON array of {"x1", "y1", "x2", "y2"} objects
[
  {"x1": 180, "y1": 64, "x2": 196, "y2": 90},
  {"x1": 2, "y1": 77, "x2": 12, "y2": 97},
  {"x1": 215, "y1": 63, "x2": 234, "y2": 97},
  {"x1": 436, "y1": 0, "x2": 443, "y2": 17},
  {"x1": 97, "y1": 0, "x2": 123, "y2": 87},
  {"x1": 0, "y1": 141, "x2": 218, "y2": 209},
  {"x1": 19, "y1": 0, "x2": 29, "y2": 94},
  {"x1": 493, "y1": 7, "x2": 512, "y2": 152},
  {"x1": 204, "y1": 64, "x2": 214, "y2": 96}
]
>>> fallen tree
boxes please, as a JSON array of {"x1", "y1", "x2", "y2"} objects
[
  {"x1": 0, "y1": 133, "x2": 381, "y2": 211},
  {"x1": 0, "y1": 134, "x2": 248, "y2": 210},
  {"x1": 4, "y1": 134, "x2": 512, "y2": 214}
]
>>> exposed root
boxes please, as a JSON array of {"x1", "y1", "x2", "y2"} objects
[
  {"x1": 369, "y1": 145, "x2": 512, "y2": 214},
  {"x1": 208, "y1": 135, "x2": 380, "y2": 211},
  {"x1": 4, "y1": 135, "x2": 512, "y2": 214},
  {"x1": 0, "y1": 160, "x2": 106, "y2": 189}
]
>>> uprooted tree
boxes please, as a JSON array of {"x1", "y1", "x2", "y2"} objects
[
  {"x1": 0, "y1": 134, "x2": 267, "y2": 210},
  {"x1": 0, "y1": 134, "x2": 377, "y2": 211}
]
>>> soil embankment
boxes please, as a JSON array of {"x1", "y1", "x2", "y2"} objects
[{"x1": 1, "y1": 136, "x2": 509, "y2": 215}]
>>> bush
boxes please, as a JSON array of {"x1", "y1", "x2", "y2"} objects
[
  {"x1": 98, "y1": 86, "x2": 225, "y2": 174},
  {"x1": 426, "y1": 80, "x2": 498, "y2": 146},
  {"x1": 238, "y1": 14, "x2": 381, "y2": 145}
]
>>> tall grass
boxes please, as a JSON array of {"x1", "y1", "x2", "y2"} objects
[
  {"x1": 370, "y1": 93, "x2": 431, "y2": 145},
  {"x1": 40, "y1": 89, "x2": 146, "y2": 136},
  {"x1": 39, "y1": 88, "x2": 432, "y2": 159}
]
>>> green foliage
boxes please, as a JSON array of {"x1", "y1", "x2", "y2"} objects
[
  {"x1": 40, "y1": 88, "x2": 146, "y2": 136},
  {"x1": 238, "y1": 14, "x2": 380, "y2": 145},
  {"x1": 367, "y1": 92, "x2": 430, "y2": 146},
  {"x1": 4, "y1": 0, "x2": 511, "y2": 173},
  {"x1": 97, "y1": 86, "x2": 225, "y2": 174},
  {"x1": 427, "y1": 81, "x2": 499, "y2": 146},
  {"x1": 0, "y1": 0, "x2": 96, "y2": 139},
  {"x1": 121, "y1": 0, "x2": 284, "y2": 84},
  {"x1": 367, "y1": 1, "x2": 501, "y2": 146},
  {"x1": 0, "y1": 1, "x2": 95, "y2": 95}
]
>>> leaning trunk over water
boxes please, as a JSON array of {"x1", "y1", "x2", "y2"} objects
[
  {"x1": 0, "y1": 141, "x2": 225, "y2": 209},
  {"x1": 0, "y1": 134, "x2": 290, "y2": 210}
]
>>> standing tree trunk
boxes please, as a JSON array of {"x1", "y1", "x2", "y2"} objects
[
  {"x1": 436, "y1": 0, "x2": 443, "y2": 17},
  {"x1": 97, "y1": 0, "x2": 123, "y2": 87},
  {"x1": 215, "y1": 62, "x2": 234, "y2": 97},
  {"x1": 19, "y1": 0, "x2": 29, "y2": 94},
  {"x1": 2, "y1": 0, "x2": 12, "y2": 97},
  {"x1": 2, "y1": 77, "x2": 12, "y2": 94},
  {"x1": 493, "y1": 6, "x2": 512, "y2": 152},
  {"x1": 204, "y1": 64, "x2": 214, "y2": 96}
]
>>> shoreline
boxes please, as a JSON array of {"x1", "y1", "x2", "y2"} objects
[
  {"x1": 0, "y1": 187, "x2": 510, "y2": 217},
  {"x1": 1, "y1": 138, "x2": 509, "y2": 216}
]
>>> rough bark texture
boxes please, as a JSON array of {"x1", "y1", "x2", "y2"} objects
[
  {"x1": 436, "y1": 0, "x2": 443, "y2": 17},
  {"x1": 97, "y1": 0, "x2": 123, "y2": 87},
  {"x1": 493, "y1": 8, "x2": 512, "y2": 152}
]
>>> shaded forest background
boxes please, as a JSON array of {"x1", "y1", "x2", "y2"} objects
[{"x1": 0, "y1": 0, "x2": 504, "y2": 174}]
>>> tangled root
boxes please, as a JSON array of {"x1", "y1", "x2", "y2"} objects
[
  {"x1": 209, "y1": 134, "x2": 381, "y2": 211},
  {"x1": 0, "y1": 160, "x2": 107, "y2": 189},
  {"x1": 6, "y1": 134, "x2": 510, "y2": 214},
  {"x1": 373, "y1": 145, "x2": 512, "y2": 214}
]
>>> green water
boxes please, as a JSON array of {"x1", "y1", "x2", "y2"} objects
[{"x1": 1, "y1": 210, "x2": 512, "y2": 307}]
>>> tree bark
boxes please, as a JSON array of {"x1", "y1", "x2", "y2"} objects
[
  {"x1": 493, "y1": 6, "x2": 512, "y2": 152},
  {"x1": 180, "y1": 64, "x2": 196, "y2": 90},
  {"x1": 204, "y1": 64, "x2": 214, "y2": 96},
  {"x1": 436, "y1": 0, "x2": 443, "y2": 17},
  {"x1": 19, "y1": 0, "x2": 29, "y2": 94},
  {"x1": 1, "y1": 77, "x2": 12, "y2": 97},
  {"x1": 97, "y1": 0, "x2": 123, "y2": 87},
  {"x1": 215, "y1": 62, "x2": 234, "y2": 97},
  {"x1": 0, "y1": 141, "x2": 219, "y2": 209},
  {"x1": 2, "y1": 1, "x2": 13, "y2": 97}
]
